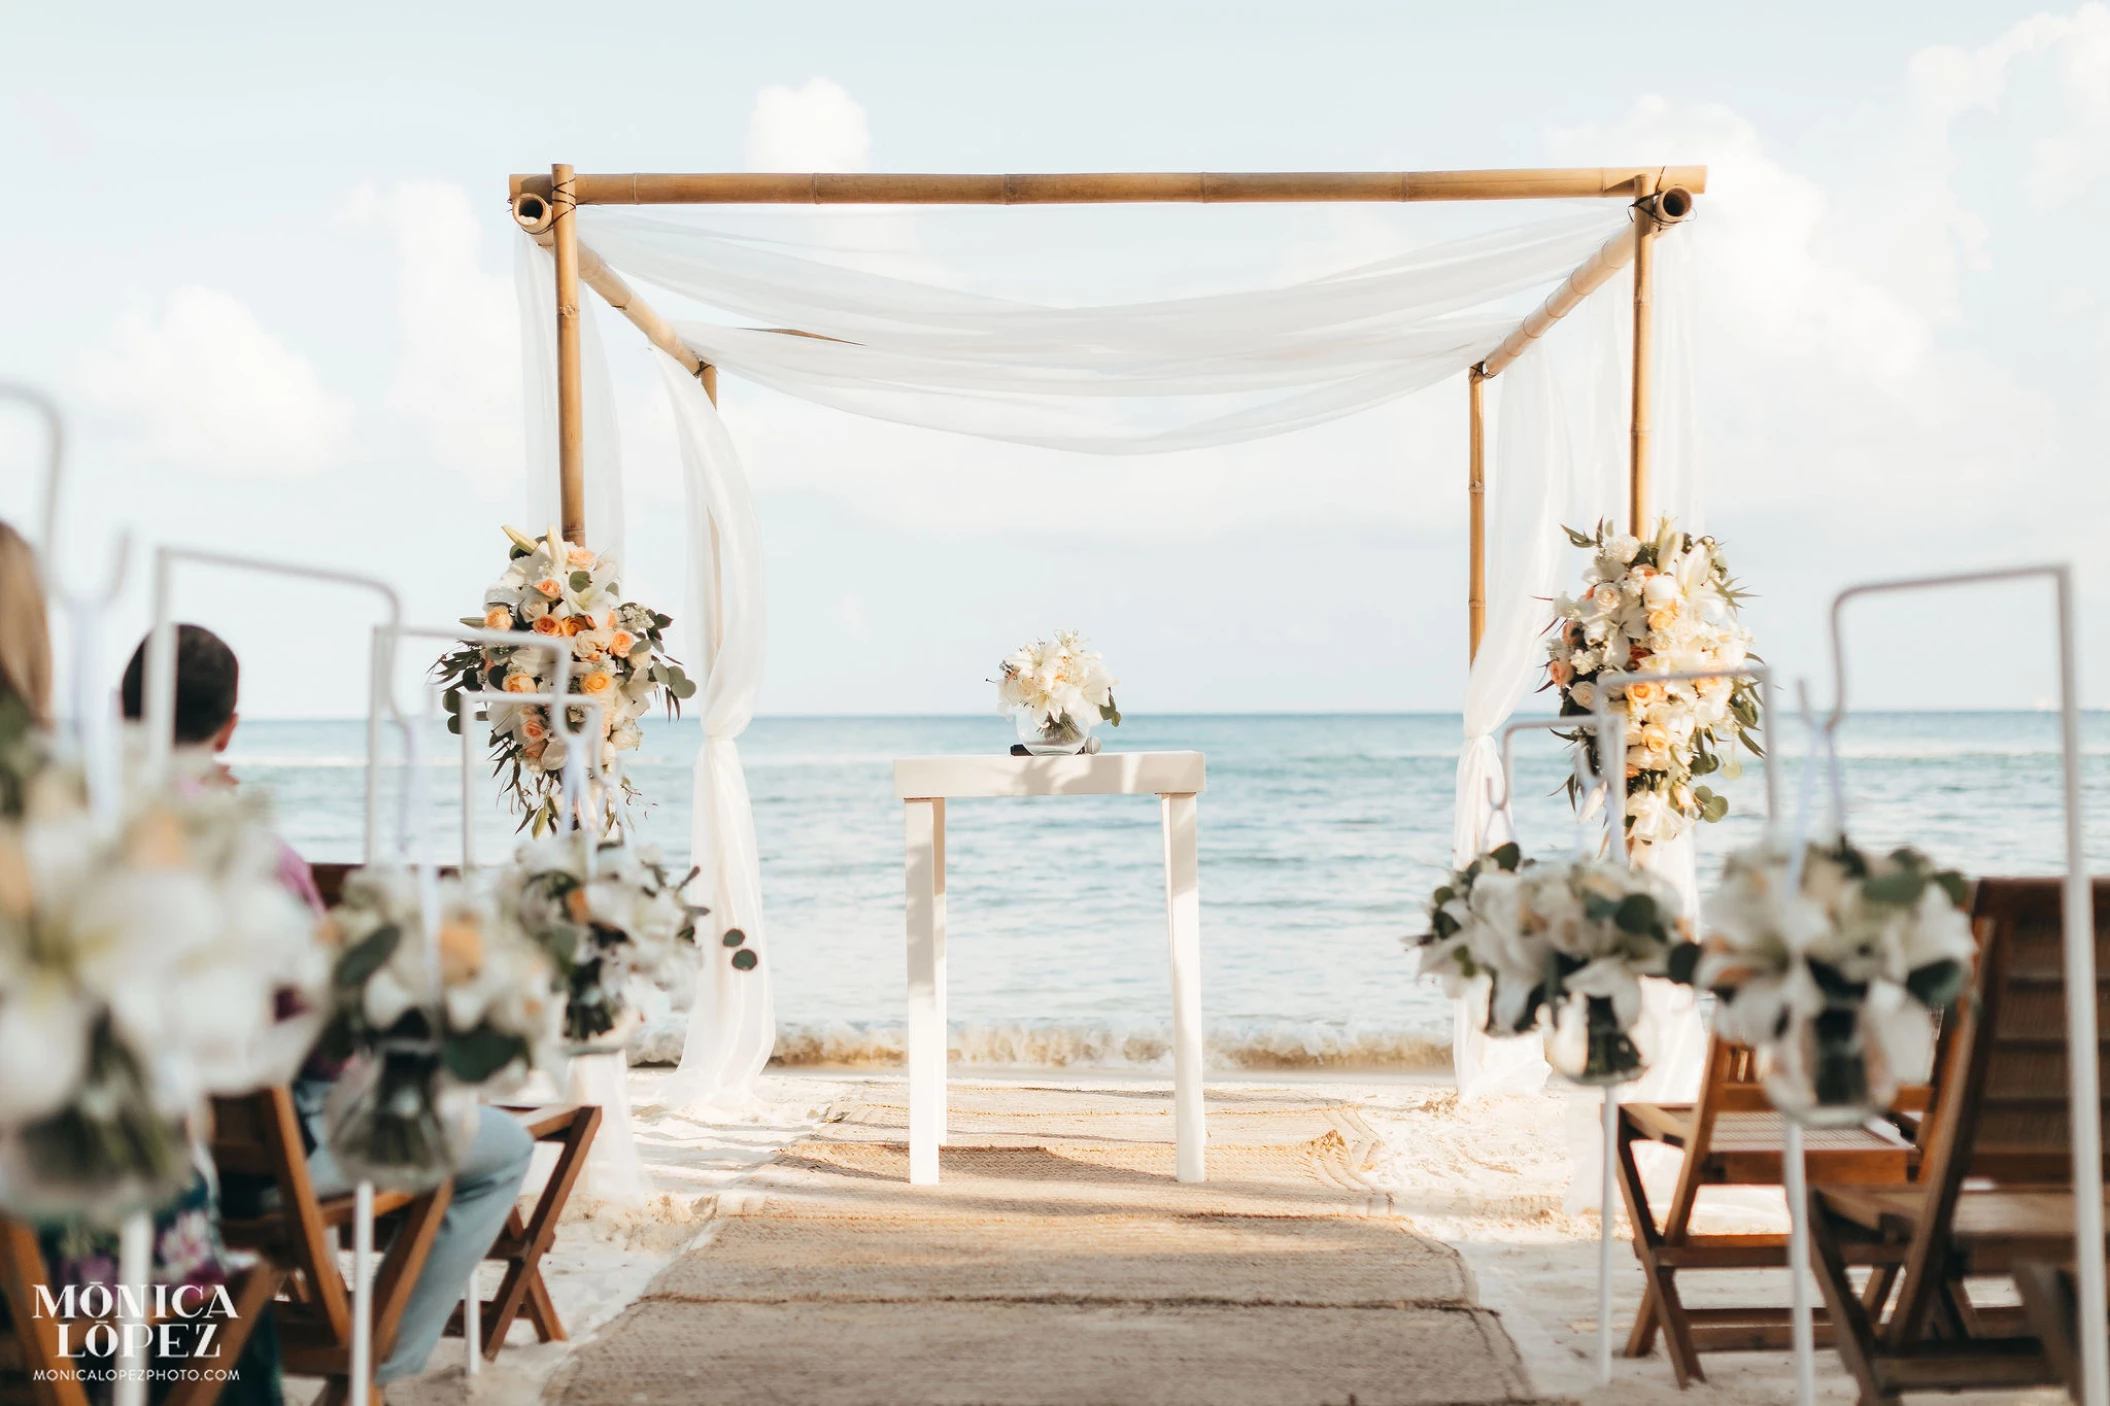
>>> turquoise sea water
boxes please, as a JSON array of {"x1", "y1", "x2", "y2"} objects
[{"x1": 228, "y1": 712, "x2": 2110, "y2": 1069}]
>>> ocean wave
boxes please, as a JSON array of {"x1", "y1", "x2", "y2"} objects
[{"x1": 629, "y1": 1017, "x2": 1451, "y2": 1072}]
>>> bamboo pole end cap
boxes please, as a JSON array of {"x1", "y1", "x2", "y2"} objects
[{"x1": 513, "y1": 192, "x2": 555, "y2": 235}]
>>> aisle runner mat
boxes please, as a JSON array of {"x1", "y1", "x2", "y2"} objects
[{"x1": 550, "y1": 1085, "x2": 1535, "y2": 1406}]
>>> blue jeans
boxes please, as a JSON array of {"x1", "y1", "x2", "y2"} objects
[{"x1": 294, "y1": 1082, "x2": 533, "y2": 1384}]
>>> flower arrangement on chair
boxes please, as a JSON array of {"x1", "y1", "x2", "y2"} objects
[
  {"x1": 1686, "y1": 837, "x2": 1975, "y2": 1125},
  {"x1": 434, "y1": 527, "x2": 694, "y2": 835},
  {"x1": 313, "y1": 867, "x2": 560, "y2": 1190},
  {"x1": 0, "y1": 751, "x2": 327, "y2": 1219},
  {"x1": 1545, "y1": 519, "x2": 1762, "y2": 853},
  {"x1": 493, "y1": 833, "x2": 710, "y2": 1048},
  {"x1": 1412, "y1": 841, "x2": 1689, "y2": 1083}
]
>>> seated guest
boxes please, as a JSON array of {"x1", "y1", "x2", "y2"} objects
[{"x1": 121, "y1": 625, "x2": 535, "y2": 1390}]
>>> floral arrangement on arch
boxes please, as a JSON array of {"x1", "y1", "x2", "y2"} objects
[
  {"x1": 493, "y1": 833, "x2": 710, "y2": 1048},
  {"x1": 1686, "y1": 837, "x2": 1974, "y2": 1123},
  {"x1": 313, "y1": 867, "x2": 560, "y2": 1189},
  {"x1": 1412, "y1": 842, "x2": 1689, "y2": 1083},
  {"x1": 1545, "y1": 519, "x2": 1762, "y2": 852},
  {"x1": 0, "y1": 746, "x2": 327, "y2": 1219},
  {"x1": 435, "y1": 527, "x2": 696, "y2": 835}
]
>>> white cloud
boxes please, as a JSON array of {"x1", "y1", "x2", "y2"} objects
[
  {"x1": 343, "y1": 180, "x2": 522, "y2": 492},
  {"x1": 77, "y1": 287, "x2": 352, "y2": 477},
  {"x1": 746, "y1": 78, "x2": 871, "y2": 173}
]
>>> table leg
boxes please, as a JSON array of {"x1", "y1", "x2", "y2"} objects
[
  {"x1": 905, "y1": 797, "x2": 946, "y2": 1184},
  {"x1": 1161, "y1": 791, "x2": 1206, "y2": 1183}
]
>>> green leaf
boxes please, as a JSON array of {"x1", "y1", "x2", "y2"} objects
[
  {"x1": 729, "y1": 949, "x2": 759, "y2": 972},
  {"x1": 1933, "y1": 871, "x2": 1970, "y2": 909},
  {"x1": 1102, "y1": 692, "x2": 1123, "y2": 727},
  {"x1": 1904, "y1": 959, "x2": 1966, "y2": 1010},
  {"x1": 444, "y1": 1028, "x2": 527, "y2": 1084},
  {"x1": 1666, "y1": 941, "x2": 1702, "y2": 986},
  {"x1": 1614, "y1": 893, "x2": 1659, "y2": 936},
  {"x1": 1488, "y1": 841, "x2": 1522, "y2": 872},
  {"x1": 669, "y1": 677, "x2": 697, "y2": 700},
  {"x1": 1562, "y1": 524, "x2": 1597, "y2": 548},
  {"x1": 652, "y1": 612, "x2": 673, "y2": 629},
  {"x1": 569, "y1": 570, "x2": 591, "y2": 591},
  {"x1": 721, "y1": 927, "x2": 747, "y2": 948},
  {"x1": 335, "y1": 925, "x2": 401, "y2": 988},
  {"x1": 1701, "y1": 792, "x2": 1729, "y2": 824},
  {"x1": 1861, "y1": 869, "x2": 1928, "y2": 907}
]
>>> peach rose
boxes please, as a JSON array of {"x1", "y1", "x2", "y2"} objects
[
  {"x1": 1548, "y1": 659, "x2": 1574, "y2": 687},
  {"x1": 483, "y1": 606, "x2": 514, "y2": 631},
  {"x1": 579, "y1": 670, "x2": 614, "y2": 695},
  {"x1": 562, "y1": 614, "x2": 590, "y2": 637},
  {"x1": 504, "y1": 673, "x2": 538, "y2": 693},
  {"x1": 609, "y1": 630, "x2": 637, "y2": 657},
  {"x1": 566, "y1": 887, "x2": 592, "y2": 922},
  {"x1": 1646, "y1": 605, "x2": 1679, "y2": 632},
  {"x1": 565, "y1": 545, "x2": 596, "y2": 570},
  {"x1": 534, "y1": 577, "x2": 562, "y2": 599},
  {"x1": 438, "y1": 919, "x2": 483, "y2": 983},
  {"x1": 1624, "y1": 680, "x2": 1663, "y2": 707},
  {"x1": 531, "y1": 615, "x2": 562, "y2": 635},
  {"x1": 523, "y1": 739, "x2": 547, "y2": 763},
  {"x1": 521, "y1": 718, "x2": 547, "y2": 742}
]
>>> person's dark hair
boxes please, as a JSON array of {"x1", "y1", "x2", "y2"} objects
[{"x1": 121, "y1": 624, "x2": 240, "y2": 745}]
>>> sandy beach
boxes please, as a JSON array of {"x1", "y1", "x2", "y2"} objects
[{"x1": 333, "y1": 1066, "x2": 2064, "y2": 1406}]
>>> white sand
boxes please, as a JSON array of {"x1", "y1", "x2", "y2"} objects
[{"x1": 366, "y1": 1067, "x2": 2067, "y2": 1406}]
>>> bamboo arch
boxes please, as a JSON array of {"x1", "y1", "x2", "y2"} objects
[{"x1": 506, "y1": 163, "x2": 1703, "y2": 662}]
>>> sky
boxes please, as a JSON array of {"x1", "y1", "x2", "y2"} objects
[{"x1": 3, "y1": 0, "x2": 2107, "y2": 719}]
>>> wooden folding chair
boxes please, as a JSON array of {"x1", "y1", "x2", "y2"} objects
[
  {"x1": 209, "y1": 1087, "x2": 453, "y2": 1406},
  {"x1": 0, "y1": 1221, "x2": 85, "y2": 1406},
  {"x1": 443, "y1": 1103, "x2": 600, "y2": 1359},
  {"x1": 0, "y1": 1212, "x2": 281, "y2": 1406},
  {"x1": 1615, "y1": 1033, "x2": 1935, "y2": 1385},
  {"x1": 1806, "y1": 876, "x2": 2110, "y2": 1404}
]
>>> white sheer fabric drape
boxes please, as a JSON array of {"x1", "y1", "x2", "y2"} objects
[
  {"x1": 647, "y1": 352, "x2": 775, "y2": 1115},
  {"x1": 1446, "y1": 222, "x2": 1710, "y2": 1118},
  {"x1": 577, "y1": 209, "x2": 1629, "y2": 455}
]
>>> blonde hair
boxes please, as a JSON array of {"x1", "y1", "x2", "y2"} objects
[{"x1": 0, "y1": 523, "x2": 51, "y2": 723}]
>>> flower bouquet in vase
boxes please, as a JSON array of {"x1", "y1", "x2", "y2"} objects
[
  {"x1": 434, "y1": 527, "x2": 694, "y2": 837},
  {"x1": 995, "y1": 630, "x2": 1121, "y2": 755},
  {"x1": 1692, "y1": 838, "x2": 1973, "y2": 1126},
  {"x1": 1413, "y1": 843, "x2": 1687, "y2": 1085},
  {"x1": 315, "y1": 867, "x2": 559, "y2": 1191},
  {"x1": 494, "y1": 833, "x2": 710, "y2": 1050}
]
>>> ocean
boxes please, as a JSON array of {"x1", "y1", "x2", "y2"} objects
[{"x1": 230, "y1": 712, "x2": 2110, "y2": 1071}]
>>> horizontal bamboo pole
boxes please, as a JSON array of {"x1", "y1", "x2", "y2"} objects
[{"x1": 509, "y1": 166, "x2": 1706, "y2": 206}]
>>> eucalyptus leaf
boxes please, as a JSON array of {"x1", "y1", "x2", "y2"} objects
[{"x1": 335, "y1": 925, "x2": 401, "y2": 988}]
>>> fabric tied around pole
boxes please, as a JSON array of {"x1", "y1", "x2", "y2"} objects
[{"x1": 649, "y1": 352, "x2": 776, "y2": 1116}]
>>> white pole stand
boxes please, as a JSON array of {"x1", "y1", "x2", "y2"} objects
[
  {"x1": 1783, "y1": 1120, "x2": 1817, "y2": 1406},
  {"x1": 1597, "y1": 1085, "x2": 1619, "y2": 1387},
  {"x1": 112, "y1": 1210, "x2": 151, "y2": 1406},
  {"x1": 351, "y1": 1180, "x2": 375, "y2": 1404},
  {"x1": 464, "y1": 1274, "x2": 481, "y2": 1375}
]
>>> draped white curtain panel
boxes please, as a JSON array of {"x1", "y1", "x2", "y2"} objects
[{"x1": 514, "y1": 209, "x2": 1698, "y2": 1119}]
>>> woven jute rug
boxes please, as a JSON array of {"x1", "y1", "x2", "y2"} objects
[{"x1": 549, "y1": 1084, "x2": 1535, "y2": 1405}]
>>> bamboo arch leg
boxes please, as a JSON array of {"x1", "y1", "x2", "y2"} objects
[
  {"x1": 553, "y1": 162, "x2": 586, "y2": 546},
  {"x1": 1467, "y1": 368, "x2": 1487, "y2": 663}
]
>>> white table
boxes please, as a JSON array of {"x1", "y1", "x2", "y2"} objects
[{"x1": 894, "y1": 751, "x2": 1208, "y2": 1186}]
